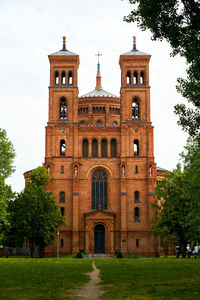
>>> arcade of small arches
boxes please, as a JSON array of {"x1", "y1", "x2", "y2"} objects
[
  {"x1": 59, "y1": 138, "x2": 140, "y2": 157},
  {"x1": 58, "y1": 97, "x2": 140, "y2": 121},
  {"x1": 126, "y1": 70, "x2": 145, "y2": 85},
  {"x1": 55, "y1": 70, "x2": 73, "y2": 85}
]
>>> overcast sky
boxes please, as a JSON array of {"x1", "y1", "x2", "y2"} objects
[{"x1": 0, "y1": 0, "x2": 188, "y2": 192}]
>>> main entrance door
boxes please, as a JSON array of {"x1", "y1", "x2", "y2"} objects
[{"x1": 94, "y1": 224, "x2": 105, "y2": 253}]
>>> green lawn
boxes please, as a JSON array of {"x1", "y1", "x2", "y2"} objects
[
  {"x1": 1, "y1": 257, "x2": 200, "y2": 300},
  {"x1": 96, "y1": 258, "x2": 200, "y2": 299},
  {"x1": 0, "y1": 257, "x2": 92, "y2": 299}
]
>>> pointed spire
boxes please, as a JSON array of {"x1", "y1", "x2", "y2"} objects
[
  {"x1": 132, "y1": 36, "x2": 137, "y2": 51},
  {"x1": 95, "y1": 51, "x2": 102, "y2": 90},
  {"x1": 62, "y1": 36, "x2": 67, "y2": 51}
]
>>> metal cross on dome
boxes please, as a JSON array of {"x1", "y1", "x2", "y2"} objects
[{"x1": 95, "y1": 51, "x2": 102, "y2": 64}]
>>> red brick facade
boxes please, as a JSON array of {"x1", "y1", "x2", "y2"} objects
[{"x1": 25, "y1": 37, "x2": 166, "y2": 256}]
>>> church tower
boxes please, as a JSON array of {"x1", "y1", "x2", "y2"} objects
[{"x1": 119, "y1": 37, "x2": 157, "y2": 254}]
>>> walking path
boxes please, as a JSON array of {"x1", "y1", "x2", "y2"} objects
[{"x1": 71, "y1": 260, "x2": 104, "y2": 300}]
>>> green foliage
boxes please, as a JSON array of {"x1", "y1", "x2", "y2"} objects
[
  {"x1": 75, "y1": 251, "x2": 84, "y2": 258},
  {"x1": 0, "y1": 128, "x2": 15, "y2": 244},
  {"x1": 152, "y1": 139, "x2": 200, "y2": 257},
  {"x1": 115, "y1": 249, "x2": 123, "y2": 258},
  {"x1": 124, "y1": 0, "x2": 200, "y2": 137},
  {"x1": 4, "y1": 167, "x2": 65, "y2": 257}
]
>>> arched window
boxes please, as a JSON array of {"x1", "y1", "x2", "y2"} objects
[
  {"x1": 60, "y1": 192, "x2": 65, "y2": 203},
  {"x1": 101, "y1": 139, "x2": 107, "y2": 157},
  {"x1": 92, "y1": 170, "x2": 107, "y2": 210},
  {"x1": 60, "y1": 139, "x2": 65, "y2": 156},
  {"x1": 132, "y1": 97, "x2": 140, "y2": 119},
  {"x1": 82, "y1": 139, "x2": 88, "y2": 157},
  {"x1": 68, "y1": 71, "x2": 73, "y2": 85},
  {"x1": 134, "y1": 139, "x2": 139, "y2": 156},
  {"x1": 134, "y1": 191, "x2": 140, "y2": 203},
  {"x1": 61, "y1": 166, "x2": 64, "y2": 174},
  {"x1": 92, "y1": 139, "x2": 98, "y2": 157},
  {"x1": 133, "y1": 71, "x2": 138, "y2": 84},
  {"x1": 61, "y1": 71, "x2": 66, "y2": 84},
  {"x1": 126, "y1": 71, "x2": 131, "y2": 85},
  {"x1": 111, "y1": 139, "x2": 117, "y2": 157},
  {"x1": 59, "y1": 98, "x2": 67, "y2": 119},
  {"x1": 60, "y1": 207, "x2": 65, "y2": 216},
  {"x1": 140, "y1": 71, "x2": 145, "y2": 84},
  {"x1": 112, "y1": 121, "x2": 118, "y2": 127},
  {"x1": 134, "y1": 207, "x2": 140, "y2": 222},
  {"x1": 55, "y1": 71, "x2": 59, "y2": 84},
  {"x1": 96, "y1": 120, "x2": 102, "y2": 127},
  {"x1": 47, "y1": 165, "x2": 50, "y2": 174}
]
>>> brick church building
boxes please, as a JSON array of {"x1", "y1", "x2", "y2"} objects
[{"x1": 25, "y1": 37, "x2": 166, "y2": 256}]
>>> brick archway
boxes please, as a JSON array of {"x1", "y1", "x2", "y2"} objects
[{"x1": 84, "y1": 210, "x2": 115, "y2": 254}]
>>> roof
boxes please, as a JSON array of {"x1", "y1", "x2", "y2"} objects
[
  {"x1": 156, "y1": 166, "x2": 169, "y2": 172},
  {"x1": 81, "y1": 88, "x2": 119, "y2": 98},
  {"x1": 49, "y1": 49, "x2": 78, "y2": 56},
  {"x1": 121, "y1": 49, "x2": 151, "y2": 56}
]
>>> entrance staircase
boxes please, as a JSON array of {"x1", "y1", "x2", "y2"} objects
[{"x1": 91, "y1": 253, "x2": 112, "y2": 258}]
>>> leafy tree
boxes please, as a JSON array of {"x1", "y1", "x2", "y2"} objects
[
  {"x1": 153, "y1": 140, "x2": 200, "y2": 258},
  {"x1": 124, "y1": 0, "x2": 200, "y2": 137},
  {"x1": 4, "y1": 167, "x2": 65, "y2": 257},
  {"x1": 0, "y1": 128, "x2": 15, "y2": 243}
]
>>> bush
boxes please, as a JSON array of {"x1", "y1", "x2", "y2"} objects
[
  {"x1": 115, "y1": 249, "x2": 123, "y2": 258},
  {"x1": 75, "y1": 251, "x2": 84, "y2": 259}
]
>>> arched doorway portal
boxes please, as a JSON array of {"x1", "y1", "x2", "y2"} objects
[{"x1": 94, "y1": 224, "x2": 105, "y2": 253}]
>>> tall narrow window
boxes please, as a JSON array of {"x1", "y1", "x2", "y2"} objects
[
  {"x1": 132, "y1": 97, "x2": 140, "y2": 119},
  {"x1": 126, "y1": 71, "x2": 131, "y2": 84},
  {"x1": 68, "y1": 71, "x2": 73, "y2": 85},
  {"x1": 136, "y1": 239, "x2": 139, "y2": 248},
  {"x1": 140, "y1": 71, "x2": 145, "y2": 84},
  {"x1": 135, "y1": 165, "x2": 138, "y2": 173},
  {"x1": 61, "y1": 71, "x2": 66, "y2": 84},
  {"x1": 61, "y1": 239, "x2": 64, "y2": 248},
  {"x1": 60, "y1": 192, "x2": 65, "y2": 203},
  {"x1": 60, "y1": 139, "x2": 65, "y2": 156},
  {"x1": 134, "y1": 191, "x2": 140, "y2": 203},
  {"x1": 55, "y1": 71, "x2": 59, "y2": 84},
  {"x1": 92, "y1": 170, "x2": 107, "y2": 210},
  {"x1": 61, "y1": 165, "x2": 64, "y2": 173},
  {"x1": 61, "y1": 207, "x2": 65, "y2": 216},
  {"x1": 92, "y1": 139, "x2": 98, "y2": 157},
  {"x1": 134, "y1": 207, "x2": 140, "y2": 222},
  {"x1": 82, "y1": 139, "x2": 88, "y2": 157},
  {"x1": 134, "y1": 139, "x2": 139, "y2": 156},
  {"x1": 133, "y1": 71, "x2": 138, "y2": 84},
  {"x1": 59, "y1": 98, "x2": 67, "y2": 119},
  {"x1": 111, "y1": 139, "x2": 117, "y2": 157},
  {"x1": 101, "y1": 139, "x2": 107, "y2": 157}
]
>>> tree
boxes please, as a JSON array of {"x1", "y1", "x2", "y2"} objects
[
  {"x1": 153, "y1": 140, "x2": 200, "y2": 258},
  {"x1": 124, "y1": 0, "x2": 200, "y2": 137},
  {"x1": 5, "y1": 167, "x2": 65, "y2": 257},
  {"x1": 0, "y1": 128, "x2": 15, "y2": 243}
]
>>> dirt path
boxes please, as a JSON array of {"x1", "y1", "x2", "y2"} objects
[{"x1": 71, "y1": 260, "x2": 103, "y2": 300}]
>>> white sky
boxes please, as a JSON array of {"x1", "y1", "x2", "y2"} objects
[{"x1": 0, "y1": 0, "x2": 188, "y2": 193}]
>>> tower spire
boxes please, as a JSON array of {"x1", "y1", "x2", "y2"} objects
[
  {"x1": 62, "y1": 36, "x2": 67, "y2": 51},
  {"x1": 95, "y1": 51, "x2": 102, "y2": 90},
  {"x1": 133, "y1": 36, "x2": 137, "y2": 51}
]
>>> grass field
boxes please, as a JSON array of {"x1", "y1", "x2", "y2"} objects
[
  {"x1": 0, "y1": 257, "x2": 92, "y2": 299},
  {"x1": 1, "y1": 257, "x2": 200, "y2": 299},
  {"x1": 96, "y1": 258, "x2": 200, "y2": 299}
]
